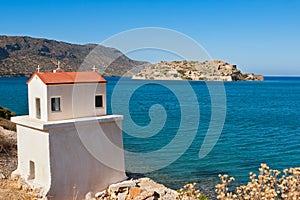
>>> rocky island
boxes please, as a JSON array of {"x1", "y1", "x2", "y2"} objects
[
  {"x1": 132, "y1": 60, "x2": 264, "y2": 81},
  {"x1": 0, "y1": 35, "x2": 263, "y2": 81}
]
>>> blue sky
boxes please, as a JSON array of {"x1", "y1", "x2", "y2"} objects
[{"x1": 1, "y1": 0, "x2": 300, "y2": 75}]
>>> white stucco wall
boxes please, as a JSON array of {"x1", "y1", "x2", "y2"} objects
[
  {"x1": 11, "y1": 115, "x2": 126, "y2": 200},
  {"x1": 28, "y1": 75, "x2": 48, "y2": 121},
  {"x1": 47, "y1": 82, "x2": 106, "y2": 121},
  {"x1": 48, "y1": 120, "x2": 126, "y2": 199},
  {"x1": 28, "y1": 76, "x2": 107, "y2": 121},
  {"x1": 12, "y1": 125, "x2": 51, "y2": 192}
]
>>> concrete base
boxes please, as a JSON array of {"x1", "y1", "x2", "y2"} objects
[{"x1": 11, "y1": 115, "x2": 127, "y2": 200}]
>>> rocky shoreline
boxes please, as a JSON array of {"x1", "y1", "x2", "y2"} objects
[
  {"x1": 85, "y1": 177, "x2": 179, "y2": 200},
  {"x1": 133, "y1": 60, "x2": 264, "y2": 81},
  {"x1": 0, "y1": 124, "x2": 210, "y2": 200}
]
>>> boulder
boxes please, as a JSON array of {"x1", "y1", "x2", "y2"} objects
[
  {"x1": 95, "y1": 177, "x2": 179, "y2": 200},
  {"x1": 95, "y1": 190, "x2": 106, "y2": 198},
  {"x1": 118, "y1": 191, "x2": 128, "y2": 200},
  {"x1": 85, "y1": 192, "x2": 95, "y2": 200},
  {"x1": 108, "y1": 180, "x2": 136, "y2": 198},
  {"x1": 133, "y1": 191, "x2": 159, "y2": 200},
  {"x1": 127, "y1": 187, "x2": 144, "y2": 200}
]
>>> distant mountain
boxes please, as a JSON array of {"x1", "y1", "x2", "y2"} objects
[
  {"x1": 133, "y1": 60, "x2": 264, "y2": 81},
  {"x1": 0, "y1": 35, "x2": 148, "y2": 77}
]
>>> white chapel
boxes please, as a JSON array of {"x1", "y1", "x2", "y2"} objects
[{"x1": 11, "y1": 70, "x2": 126, "y2": 199}]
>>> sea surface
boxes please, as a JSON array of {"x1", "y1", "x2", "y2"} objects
[{"x1": 0, "y1": 76, "x2": 300, "y2": 194}]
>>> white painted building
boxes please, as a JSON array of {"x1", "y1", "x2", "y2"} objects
[{"x1": 11, "y1": 71, "x2": 126, "y2": 199}]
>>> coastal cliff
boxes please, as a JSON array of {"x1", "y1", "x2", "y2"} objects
[{"x1": 132, "y1": 60, "x2": 264, "y2": 81}]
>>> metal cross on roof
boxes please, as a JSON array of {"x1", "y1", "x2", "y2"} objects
[{"x1": 92, "y1": 65, "x2": 96, "y2": 72}]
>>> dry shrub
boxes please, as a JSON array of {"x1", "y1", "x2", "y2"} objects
[
  {"x1": 0, "y1": 133, "x2": 17, "y2": 155},
  {"x1": 0, "y1": 106, "x2": 16, "y2": 120},
  {"x1": 177, "y1": 183, "x2": 209, "y2": 200},
  {"x1": 215, "y1": 164, "x2": 300, "y2": 200},
  {"x1": 0, "y1": 118, "x2": 16, "y2": 131},
  {"x1": 0, "y1": 106, "x2": 16, "y2": 131}
]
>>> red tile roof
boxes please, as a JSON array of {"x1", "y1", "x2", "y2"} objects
[{"x1": 27, "y1": 72, "x2": 107, "y2": 85}]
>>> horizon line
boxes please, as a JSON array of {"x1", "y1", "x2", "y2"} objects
[{"x1": 263, "y1": 75, "x2": 300, "y2": 77}]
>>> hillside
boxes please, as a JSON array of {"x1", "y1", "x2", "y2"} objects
[
  {"x1": 133, "y1": 60, "x2": 264, "y2": 81},
  {"x1": 0, "y1": 35, "x2": 148, "y2": 77}
]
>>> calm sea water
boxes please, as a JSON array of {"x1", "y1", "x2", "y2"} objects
[{"x1": 0, "y1": 76, "x2": 300, "y2": 193}]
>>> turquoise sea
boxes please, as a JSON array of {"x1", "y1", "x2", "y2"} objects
[{"x1": 0, "y1": 76, "x2": 300, "y2": 195}]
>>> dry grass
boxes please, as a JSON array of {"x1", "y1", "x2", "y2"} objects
[{"x1": 0, "y1": 178, "x2": 38, "y2": 200}]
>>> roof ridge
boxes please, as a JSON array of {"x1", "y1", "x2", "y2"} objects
[{"x1": 26, "y1": 71, "x2": 107, "y2": 85}]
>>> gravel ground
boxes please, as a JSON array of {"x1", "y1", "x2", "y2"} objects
[{"x1": 0, "y1": 126, "x2": 37, "y2": 199}]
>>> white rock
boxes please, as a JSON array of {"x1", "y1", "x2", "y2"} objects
[
  {"x1": 108, "y1": 179, "x2": 136, "y2": 194},
  {"x1": 85, "y1": 192, "x2": 95, "y2": 200},
  {"x1": 95, "y1": 190, "x2": 106, "y2": 198},
  {"x1": 117, "y1": 191, "x2": 127, "y2": 200},
  {"x1": 0, "y1": 173, "x2": 5, "y2": 179}
]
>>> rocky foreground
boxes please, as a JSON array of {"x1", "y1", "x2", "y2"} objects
[
  {"x1": 133, "y1": 60, "x2": 263, "y2": 81},
  {"x1": 0, "y1": 106, "x2": 208, "y2": 199},
  {"x1": 85, "y1": 177, "x2": 179, "y2": 200}
]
